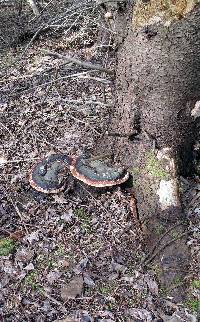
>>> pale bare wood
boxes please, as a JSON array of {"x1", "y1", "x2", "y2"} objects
[{"x1": 26, "y1": 0, "x2": 40, "y2": 16}]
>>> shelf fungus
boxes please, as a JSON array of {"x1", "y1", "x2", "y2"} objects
[
  {"x1": 29, "y1": 154, "x2": 129, "y2": 193},
  {"x1": 29, "y1": 154, "x2": 73, "y2": 193},
  {"x1": 70, "y1": 157, "x2": 129, "y2": 187}
]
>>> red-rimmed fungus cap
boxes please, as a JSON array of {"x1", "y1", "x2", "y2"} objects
[
  {"x1": 29, "y1": 154, "x2": 72, "y2": 193},
  {"x1": 69, "y1": 157, "x2": 129, "y2": 187}
]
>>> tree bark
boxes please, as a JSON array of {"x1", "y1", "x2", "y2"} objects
[{"x1": 99, "y1": 1, "x2": 200, "y2": 302}]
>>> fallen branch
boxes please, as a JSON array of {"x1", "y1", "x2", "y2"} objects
[{"x1": 42, "y1": 49, "x2": 114, "y2": 75}]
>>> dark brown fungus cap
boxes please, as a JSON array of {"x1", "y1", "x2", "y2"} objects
[
  {"x1": 29, "y1": 154, "x2": 72, "y2": 193},
  {"x1": 70, "y1": 157, "x2": 129, "y2": 187}
]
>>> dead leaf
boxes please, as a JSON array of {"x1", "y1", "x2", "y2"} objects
[
  {"x1": 83, "y1": 273, "x2": 95, "y2": 288},
  {"x1": 9, "y1": 230, "x2": 25, "y2": 241},
  {"x1": 144, "y1": 274, "x2": 159, "y2": 295},
  {"x1": 46, "y1": 270, "x2": 61, "y2": 284},
  {"x1": 24, "y1": 263, "x2": 34, "y2": 271},
  {"x1": 61, "y1": 276, "x2": 84, "y2": 300},
  {"x1": 73, "y1": 257, "x2": 88, "y2": 274},
  {"x1": 128, "y1": 308, "x2": 153, "y2": 322},
  {"x1": 15, "y1": 248, "x2": 34, "y2": 263}
]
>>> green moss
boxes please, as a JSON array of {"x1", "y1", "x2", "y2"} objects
[
  {"x1": 54, "y1": 245, "x2": 65, "y2": 256},
  {"x1": 128, "y1": 299, "x2": 135, "y2": 307},
  {"x1": 0, "y1": 238, "x2": 15, "y2": 256},
  {"x1": 145, "y1": 151, "x2": 169, "y2": 179},
  {"x1": 74, "y1": 208, "x2": 92, "y2": 234},
  {"x1": 150, "y1": 264, "x2": 162, "y2": 277},
  {"x1": 170, "y1": 230, "x2": 179, "y2": 239},
  {"x1": 160, "y1": 286, "x2": 169, "y2": 296},
  {"x1": 99, "y1": 282, "x2": 116, "y2": 296},
  {"x1": 130, "y1": 167, "x2": 141, "y2": 175},
  {"x1": 24, "y1": 272, "x2": 39, "y2": 290},
  {"x1": 74, "y1": 208, "x2": 88, "y2": 220},
  {"x1": 185, "y1": 299, "x2": 200, "y2": 313},
  {"x1": 173, "y1": 275, "x2": 183, "y2": 286},
  {"x1": 192, "y1": 279, "x2": 200, "y2": 289},
  {"x1": 99, "y1": 285, "x2": 111, "y2": 295},
  {"x1": 155, "y1": 224, "x2": 165, "y2": 235}
]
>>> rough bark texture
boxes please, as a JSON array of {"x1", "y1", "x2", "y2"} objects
[
  {"x1": 98, "y1": 2, "x2": 200, "y2": 302},
  {"x1": 111, "y1": 3, "x2": 200, "y2": 170}
]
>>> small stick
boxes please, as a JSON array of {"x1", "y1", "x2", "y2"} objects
[
  {"x1": 141, "y1": 221, "x2": 186, "y2": 264},
  {"x1": 20, "y1": 23, "x2": 47, "y2": 60},
  {"x1": 77, "y1": 75, "x2": 112, "y2": 84},
  {"x1": 143, "y1": 231, "x2": 188, "y2": 267},
  {"x1": 1, "y1": 157, "x2": 40, "y2": 164},
  {"x1": 0, "y1": 122, "x2": 15, "y2": 138},
  {"x1": 63, "y1": 98, "x2": 112, "y2": 107},
  {"x1": 7, "y1": 196, "x2": 29, "y2": 235},
  {"x1": 43, "y1": 291, "x2": 67, "y2": 312},
  {"x1": 42, "y1": 49, "x2": 114, "y2": 75}
]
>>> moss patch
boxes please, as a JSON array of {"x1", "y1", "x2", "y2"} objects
[
  {"x1": 130, "y1": 167, "x2": 141, "y2": 175},
  {"x1": 192, "y1": 279, "x2": 200, "y2": 289},
  {"x1": 74, "y1": 208, "x2": 92, "y2": 234},
  {"x1": 24, "y1": 272, "x2": 40, "y2": 290},
  {"x1": 155, "y1": 224, "x2": 165, "y2": 235},
  {"x1": 185, "y1": 299, "x2": 200, "y2": 313},
  {"x1": 0, "y1": 238, "x2": 15, "y2": 256},
  {"x1": 172, "y1": 275, "x2": 184, "y2": 286},
  {"x1": 145, "y1": 151, "x2": 169, "y2": 179}
]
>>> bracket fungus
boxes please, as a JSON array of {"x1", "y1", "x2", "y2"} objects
[
  {"x1": 29, "y1": 154, "x2": 72, "y2": 193},
  {"x1": 70, "y1": 157, "x2": 129, "y2": 187},
  {"x1": 29, "y1": 154, "x2": 129, "y2": 193}
]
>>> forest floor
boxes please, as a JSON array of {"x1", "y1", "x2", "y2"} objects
[{"x1": 0, "y1": 1, "x2": 199, "y2": 321}]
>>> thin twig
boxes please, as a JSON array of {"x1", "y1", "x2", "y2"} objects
[
  {"x1": 7, "y1": 196, "x2": 29, "y2": 235},
  {"x1": 141, "y1": 221, "x2": 187, "y2": 264},
  {"x1": 143, "y1": 231, "x2": 188, "y2": 267},
  {"x1": 42, "y1": 49, "x2": 114, "y2": 75},
  {"x1": 88, "y1": 153, "x2": 114, "y2": 161},
  {"x1": 29, "y1": 0, "x2": 55, "y2": 23},
  {"x1": 0, "y1": 122, "x2": 15, "y2": 138},
  {"x1": 13, "y1": 71, "x2": 97, "y2": 94},
  {"x1": 63, "y1": 98, "x2": 112, "y2": 107},
  {"x1": 19, "y1": 23, "x2": 47, "y2": 61},
  {"x1": 43, "y1": 291, "x2": 67, "y2": 312},
  {"x1": 78, "y1": 75, "x2": 112, "y2": 84},
  {"x1": 1, "y1": 157, "x2": 40, "y2": 164},
  {"x1": 68, "y1": 114, "x2": 101, "y2": 135}
]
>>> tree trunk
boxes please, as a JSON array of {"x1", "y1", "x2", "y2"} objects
[{"x1": 99, "y1": 1, "x2": 200, "y2": 302}]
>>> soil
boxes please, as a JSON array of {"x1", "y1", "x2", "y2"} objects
[{"x1": 0, "y1": 1, "x2": 199, "y2": 322}]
